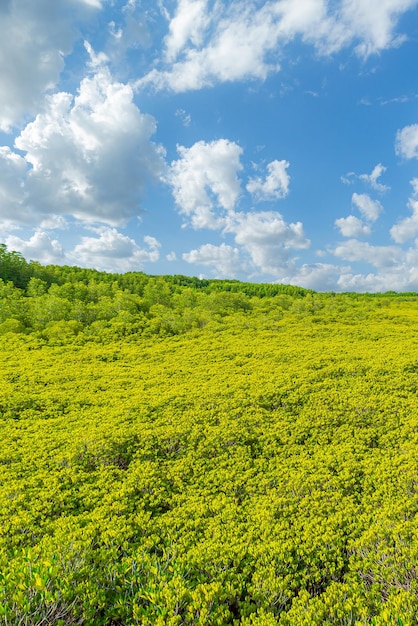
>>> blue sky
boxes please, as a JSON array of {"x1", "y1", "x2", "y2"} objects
[{"x1": 1, "y1": 0, "x2": 418, "y2": 291}]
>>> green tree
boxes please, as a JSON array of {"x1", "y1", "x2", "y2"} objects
[
  {"x1": 143, "y1": 278, "x2": 173, "y2": 309},
  {"x1": 26, "y1": 277, "x2": 48, "y2": 297},
  {"x1": 0, "y1": 244, "x2": 31, "y2": 289}
]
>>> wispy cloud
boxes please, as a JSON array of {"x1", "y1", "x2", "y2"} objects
[{"x1": 138, "y1": 0, "x2": 418, "y2": 92}]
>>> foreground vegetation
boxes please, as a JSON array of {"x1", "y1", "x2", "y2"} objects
[{"x1": 1, "y1": 245, "x2": 418, "y2": 624}]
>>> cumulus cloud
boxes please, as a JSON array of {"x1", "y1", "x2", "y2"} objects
[
  {"x1": 280, "y1": 262, "x2": 345, "y2": 291},
  {"x1": 246, "y1": 160, "x2": 290, "y2": 201},
  {"x1": 395, "y1": 124, "x2": 418, "y2": 159},
  {"x1": 167, "y1": 140, "x2": 293, "y2": 232},
  {"x1": 0, "y1": 0, "x2": 101, "y2": 131},
  {"x1": 390, "y1": 199, "x2": 418, "y2": 243},
  {"x1": 390, "y1": 179, "x2": 418, "y2": 243},
  {"x1": 284, "y1": 246, "x2": 418, "y2": 293},
  {"x1": 336, "y1": 176, "x2": 386, "y2": 243},
  {"x1": 183, "y1": 208, "x2": 311, "y2": 278},
  {"x1": 168, "y1": 137, "x2": 309, "y2": 276},
  {"x1": 0, "y1": 147, "x2": 30, "y2": 225},
  {"x1": 5, "y1": 230, "x2": 65, "y2": 264},
  {"x1": 225, "y1": 210, "x2": 310, "y2": 275},
  {"x1": 138, "y1": 0, "x2": 418, "y2": 92},
  {"x1": 183, "y1": 242, "x2": 241, "y2": 276},
  {"x1": 69, "y1": 228, "x2": 161, "y2": 272},
  {"x1": 284, "y1": 234, "x2": 418, "y2": 291},
  {"x1": 352, "y1": 192, "x2": 383, "y2": 222},
  {"x1": 168, "y1": 139, "x2": 243, "y2": 229},
  {"x1": 334, "y1": 239, "x2": 402, "y2": 268},
  {"x1": 335, "y1": 264, "x2": 418, "y2": 292},
  {"x1": 335, "y1": 271, "x2": 385, "y2": 292},
  {"x1": 39, "y1": 215, "x2": 68, "y2": 230},
  {"x1": 4, "y1": 227, "x2": 161, "y2": 272},
  {"x1": 335, "y1": 215, "x2": 371, "y2": 237},
  {"x1": 0, "y1": 58, "x2": 165, "y2": 227}
]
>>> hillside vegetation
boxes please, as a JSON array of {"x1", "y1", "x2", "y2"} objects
[{"x1": 1, "y1": 245, "x2": 418, "y2": 625}]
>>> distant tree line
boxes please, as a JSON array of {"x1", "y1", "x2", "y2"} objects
[{"x1": 1, "y1": 243, "x2": 417, "y2": 343}]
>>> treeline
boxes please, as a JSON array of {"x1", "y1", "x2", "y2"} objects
[
  {"x1": 0, "y1": 244, "x2": 310, "y2": 296},
  {"x1": 1, "y1": 243, "x2": 417, "y2": 343},
  {"x1": 0, "y1": 244, "x2": 314, "y2": 342}
]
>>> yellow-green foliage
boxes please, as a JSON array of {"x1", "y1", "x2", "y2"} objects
[{"x1": 1, "y1": 288, "x2": 418, "y2": 624}]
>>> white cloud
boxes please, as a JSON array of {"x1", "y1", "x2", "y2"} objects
[
  {"x1": 139, "y1": 1, "x2": 284, "y2": 92},
  {"x1": 288, "y1": 244, "x2": 418, "y2": 292},
  {"x1": 39, "y1": 215, "x2": 68, "y2": 230},
  {"x1": 246, "y1": 160, "x2": 290, "y2": 201},
  {"x1": 183, "y1": 242, "x2": 241, "y2": 276},
  {"x1": 390, "y1": 199, "x2": 418, "y2": 243},
  {"x1": 0, "y1": 0, "x2": 102, "y2": 131},
  {"x1": 334, "y1": 239, "x2": 402, "y2": 267},
  {"x1": 138, "y1": 0, "x2": 418, "y2": 92},
  {"x1": 182, "y1": 207, "x2": 311, "y2": 279},
  {"x1": 3, "y1": 226, "x2": 161, "y2": 271},
  {"x1": 5, "y1": 230, "x2": 64, "y2": 264},
  {"x1": 335, "y1": 215, "x2": 371, "y2": 237},
  {"x1": 0, "y1": 62, "x2": 165, "y2": 227},
  {"x1": 286, "y1": 249, "x2": 418, "y2": 293},
  {"x1": 225, "y1": 209, "x2": 310, "y2": 276},
  {"x1": 175, "y1": 108, "x2": 191, "y2": 127},
  {"x1": 335, "y1": 271, "x2": 390, "y2": 292},
  {"x1": 411, "y1": 178, "x2": 418, "y2": 195},
  {"x1": 230, "y1": 210, "x2": 309, "y2": 249},
  {"x1": 341, "y1": 164, "x2": 389, "y2": 191},
  {"x1": 106, "y1": 0, "x2": 152, "y2": 65},
  {"x1": 168, "y1": 139, "x2": 243, "y2": 229},
  {"x1": 168, "y1": 138, "x2": 309, "y2": 277},
  {"x1": 281, "y1": 262, "x2": 345, "y2": 291},
  {"x1": 275, "y1": 0, "x2": 330, "y2": 36},
  {"x1": 0, "y1": 146, "x2": 29, "y2": 225},
  {"x1": 395, "y1": 124, "x2": 418, "y2": 159},
  {"x1": 352, "y1": 192, "x2": 383, "y2": 222},
  {"x1": 335, "y1": 265, "x2": 418, "y2": 292},
  {"x1": 358, "y1": 163, "x2": 389, "y2": 192},
  {"x1": 390, "y1": 178, "x2": 418, "y2": 243},
  {"x1": 340, "y1": 0, "x2": 418, "y2": 57},
  {"x1": 82, "y1": 0, "x2": 102, "y2": 7},
  {"x1": 69, "y1": 228, "x2": 161, "y2": 272},
  {"x1": 341, "y1": 172, "x2": 356, "y2": 185},
  {"x1": 164, "y1": 0, "x2": 211, "y2": 62},
  {"x1": 84, "y1": 40, "x2": 109, "y2": 68}
]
